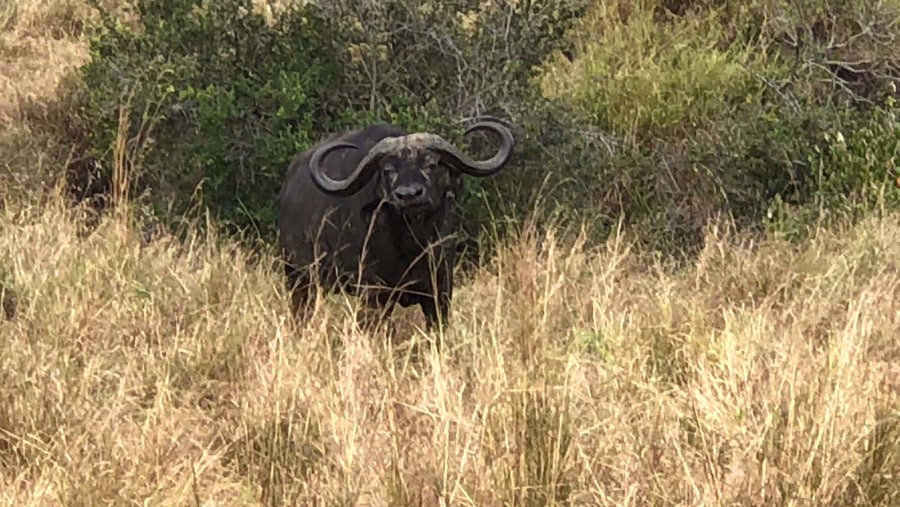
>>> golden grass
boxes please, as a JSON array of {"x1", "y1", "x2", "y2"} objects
[
  {"x1": 0, "y1": 0, "x2": 898, "y2": 505},
  {"x1": 0, "y1": 0, "x2": 95, "y2": 204},
  {"x1": 0, "y1": 192, "x2": 898, "y2": 506},
  {"x1": 0, "y1": 0, "x2": 94, "y2": 126}
]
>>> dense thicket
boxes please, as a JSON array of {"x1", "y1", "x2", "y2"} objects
[{"x1": 62, "y1": 0, "x2": 900, "y2": 255}]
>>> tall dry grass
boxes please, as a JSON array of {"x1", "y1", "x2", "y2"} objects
[
  {"x1": 0, "y1": 0, "x2": 94, "y2": 123},
  {"x1": 0, "y1": 0, "x2": 97, "y2": 209},
  {"x1": 0, "y1": 188, "x2": 898, "y2": 505},
  {"x1": 1, "y1": 1, "x2": 898, "y2": 505}
]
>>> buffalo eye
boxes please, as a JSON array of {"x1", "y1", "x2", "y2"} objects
[
  {"x1": 421, "y1": 160, "x2": 438, "y2": 176},
  {"x1": 382, "y1": 163, "x2": 398, "y2": 182}
]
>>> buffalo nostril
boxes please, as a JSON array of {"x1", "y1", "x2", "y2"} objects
[{"x1": 393, "y1": 184, "x2": 425, "y2": 201}]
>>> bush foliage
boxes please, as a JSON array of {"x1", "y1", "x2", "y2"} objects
[
  {"x1": 61, "y1": 0, "x2": 900, "y2": 254},
  {"x1": 70, "y1": 0, "x2": 363, "y2": 237},
  {"x1": 66, "y1": 0, "x2": 587, "y2": 244}
]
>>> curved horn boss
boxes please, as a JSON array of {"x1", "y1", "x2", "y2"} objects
[
  {"x1": 307, "y1": 137, "x2": 400, "y2": 196},
  {"x1": 432, "y1": 120, "x2": 515, "y2": 177}
]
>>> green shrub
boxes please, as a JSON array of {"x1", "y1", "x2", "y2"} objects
[
  {"x1": 539, "y1": 0, "x2": 776, "y2": 144},
  {"x1": 761, "y1": 0, "x2": 900, "y2": 106},
  {"x1": 62, "y1": 0, "x2": 590, "y2": 251},
  {"x1": 764, "y1": 99, "x2": 900, "y2": 239},
  {"x1": 61, "y1": 0, "x2": 899, "y2": 259},
  {"x1": 67, "y1": 0, "x2": 373, "y2": 240},
  {"x1": 528, "y1": 0, "x2": 900, "y2": 255}
]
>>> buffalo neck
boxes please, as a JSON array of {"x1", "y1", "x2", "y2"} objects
[{"x1": 381, "y1": 203, "x2": 451, "y2": 261}]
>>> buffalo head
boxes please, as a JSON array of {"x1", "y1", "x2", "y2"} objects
[{"x1": 306, "y1": 120, "x2": 514, "y2": 214}]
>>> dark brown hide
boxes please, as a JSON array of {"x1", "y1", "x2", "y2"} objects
[{"x1": 277, "y1": 122, "x2": 513, "y2": 332}]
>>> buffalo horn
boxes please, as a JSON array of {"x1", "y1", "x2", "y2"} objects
[{"x1": 432, "y1": 120, "x2": 515, "y2": 177}]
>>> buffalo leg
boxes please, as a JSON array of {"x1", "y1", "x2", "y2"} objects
[
  {"x1": 421, "y1": 260, "x2": 452, "y2": 333},
  {"x1": 421, "y1": 287, "x2": 450, "y2": 331},
  {"x1": 285, "y1": 263, "x2": 316, "y2": 323},
  {"x1": 356, "y1": 291, "x2": 397, "y2": 333}
]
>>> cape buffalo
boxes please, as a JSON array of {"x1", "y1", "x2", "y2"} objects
[{"x1": 277, "y1": 120, "x2": 515, "y2": 331}]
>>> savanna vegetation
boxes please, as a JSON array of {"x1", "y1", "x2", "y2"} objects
[{"x1": 1, "y1": 0, "x2": 899, "y2": 505}]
